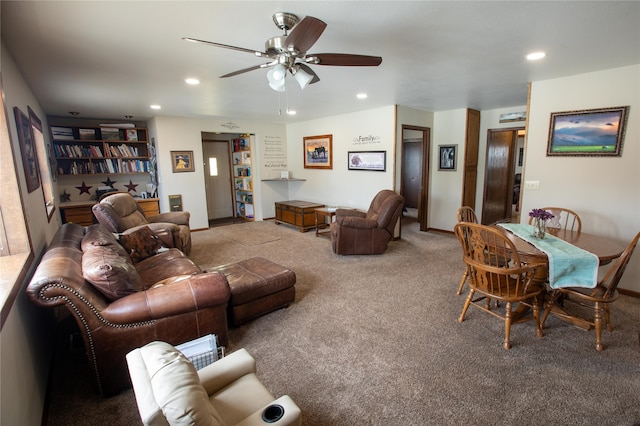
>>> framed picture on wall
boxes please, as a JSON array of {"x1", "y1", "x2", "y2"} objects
[
  {"x1": 14, "y1": 107, "x2": 41, "y2": 192},
  {"x1": 303, "y1": 134, "x2": 332, "y2": 169},
  {"x1": 347, "y1": 151, "x2": 386, "y2": 171},
  {"x1": 171, "y1": 150, "x2": 194, "y2": 172},
  {"x1": 438, "y1": 145, "x2": 457, "y2": 171},
  {"x1": 547, "y1": 106, "x2": 629, "y2": 157}
]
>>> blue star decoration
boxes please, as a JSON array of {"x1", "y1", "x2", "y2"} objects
[
  {"x1": 101, "y1": 177, "x2": 117, "y2": 188},
  {"x1": 76, "y1": 181, "x2": 92, "y2": 195},
  {"x1": 60, "y1": 190, "x2": 71, "y2": 202},
  {"x1": 125, "y1": 180, "x2": 138, "y2": 193}
]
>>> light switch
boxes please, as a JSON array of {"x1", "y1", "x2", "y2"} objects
[{"x1": 524, "y1": 180, "x2": 540, "y2": 190}]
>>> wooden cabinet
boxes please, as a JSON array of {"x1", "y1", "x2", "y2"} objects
[
  {"x1": 136, "y1": 198, "x2": 161, "y2": 217},
  {"x1": 232, "y1": 135, "x2": 254, "y2": 220},
  {"x1": 59, "y1": 198, "x2": 160, "y2": 226},
  {"x1": 275, "y1": 200, "x2": 325, "y2": 232},
  {"x1": 50, "y1": 125, "x2": 149, "y2": 176}
]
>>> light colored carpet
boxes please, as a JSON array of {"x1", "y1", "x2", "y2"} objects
[
  {"x1": 44, "y1": 218, "x2": 640, "y2": 425},
  {"x1": 213, "y1": 222, "x2": 280, "y2": 246}
]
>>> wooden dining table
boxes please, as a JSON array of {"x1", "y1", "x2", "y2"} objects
[
  {"x1": 496, "y1": 226, "x2": 626, "y2": 329},
  {"x1": 500, "y1": 227, "x2": 625, "y2": 267}
]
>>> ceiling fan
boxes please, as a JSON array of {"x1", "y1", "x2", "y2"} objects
[{"x1": 183, "y1": 12, "x2": 382, "y2": 91}]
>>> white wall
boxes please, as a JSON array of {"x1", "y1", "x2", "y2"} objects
[
  {"x1": 147, "y1": 116, "x2": 286, "y2": 229},
  {"x1": 395, "y1": 105, "x2": 434, "y2": 196},
  {"x1": 430, "y1": 109, "x2": 467, "y2": 231},
  {"x1": 1, "y1": 43, "x2": 61, "y2": 426},
  {"x1": 523, "y1": 65, "x2": 640, "y2": 292},
  {"x1": 285, "y1": 106, "x2": 397, "y2": 210}
]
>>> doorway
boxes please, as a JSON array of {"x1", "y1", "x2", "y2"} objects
[
  {"x1": 481, "y1": 127, "x2": 525, "y2": 224},
  {"x1": 201, "y1": 134, "x2": 237, "y2": 224},
  {"x1": 401, "y1": 125, "x2": 430, "y2": 231}
]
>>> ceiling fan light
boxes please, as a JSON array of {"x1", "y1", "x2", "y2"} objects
[
  {"x1": 293, "y1": 67, "x2": 314, "y2": 90},
  {"x1": 269, "y1": 80, "x2": 285, "y2": 92},
  {"x1": 268, "y1": 64, "x2": 286, "y2": 82}
]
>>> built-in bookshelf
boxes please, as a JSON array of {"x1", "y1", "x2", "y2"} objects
[
  {"x1": 232, "y1": 135, "x2": 254, "y2": 220},
  {"x1": 50, "y1": 125, "x2": 149, "y2": 176}
]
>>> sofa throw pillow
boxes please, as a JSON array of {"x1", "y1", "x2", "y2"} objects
[
  {"x1": 82, "y1": 245, "x2": 144, "y2": 301},
  {"x1": 117, "y1": 226, "x2": 167, "y2": 263},
  {"x1": 81, "y1": 224, "x2": 121, "y2": 252}
]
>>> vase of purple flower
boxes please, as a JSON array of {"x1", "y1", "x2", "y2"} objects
[{"x1": 529, "y1": 208, "x2": 554, "y2": 239}]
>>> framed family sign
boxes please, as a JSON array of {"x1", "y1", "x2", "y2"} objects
[{"x1": 547, "y1": 106, "x2": 629, "y2": 157}]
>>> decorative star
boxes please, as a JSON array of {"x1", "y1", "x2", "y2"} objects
[
  {"x1": 101, "y1": 177, "x2": 117, "y2": 188},
  {"x1": 75, "y1": 181, "x2": 92, "y2": 195},
  {"x1": 125, "y1": 180, "x2": 138, "y2": 193},
  {"x1": 60, "y1": 190, "x2": 71, "y2": 202}
]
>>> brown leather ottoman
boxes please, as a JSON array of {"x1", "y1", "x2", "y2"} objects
[{"x1": 209, "y1": 257, "x2": 296, "y2": 326}]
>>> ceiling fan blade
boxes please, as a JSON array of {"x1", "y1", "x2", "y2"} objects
[
  {"x1": 220, "y1": 64, "x2": 268, "y2": 78},
  {"x1": 310, "y1": 53, "x2": 383, "y2": 66},
  {"x1": 183, "y1": 37, "x2": 269, "y2": 57},
  {"x1": 285, "y1": 16, "x2": 327, "y2": 54},
  {"x1": 298, "y1": 64, "x2": 320, "y2": 84}
]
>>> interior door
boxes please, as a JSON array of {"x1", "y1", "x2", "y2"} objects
[
  {"x1": 481, "y1": 128, "x2": 518, "y2": 224},
  {"x1": 401, "y1": 125, "x2": 430, "y2": 231},
  {"x1": 202, "y1": 140, "x2": 233, "y2": 220}
]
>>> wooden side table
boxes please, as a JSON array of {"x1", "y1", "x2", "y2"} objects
[{"x1": 315, "y1": 207, "x2": 339, "y2": 237}]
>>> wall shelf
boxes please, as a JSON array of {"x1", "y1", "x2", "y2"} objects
[{"x1": 261, "y1": 178, "x2": 306, "y2": 182}]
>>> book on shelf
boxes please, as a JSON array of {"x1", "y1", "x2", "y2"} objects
[
  {"x1": 100, "y1": 127, "x2": 121, "y2": 141},
  {"x1": 51, "y1": 126, "x2": 74, "y2": 140},
  {"x1": 125, "y1": 129, "x2": 138, "y2": 141},
  {"x1": 79, "y1": 128, "x2": 96, "y2": 140}
]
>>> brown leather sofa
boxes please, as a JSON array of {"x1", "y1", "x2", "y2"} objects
[
  {"x1": 92, "y1": 192, "x2": 192, "y2": 254},
  {"x1": 330, "y1": 189, "x2": 405, "y2": 255},
  {"x1": 27, "y1": 223, "x2": 230, "y2": 396}
]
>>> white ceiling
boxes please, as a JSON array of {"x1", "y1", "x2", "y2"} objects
[{"x1": 2, "y1": 1, "x2": 639, "y2": 124}]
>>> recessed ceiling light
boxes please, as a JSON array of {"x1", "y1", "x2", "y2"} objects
[
  {"x1": 150, "y1": 104, "x2": 161, "y2": 110},
  {"x1": 356, "y1": 93, "x2": 368, "y2": 99},
  {"x1": 526, "y1": 51, "x2": 546, "y2": 61},
  {"x1": 185, "y1": 78, "x2": 200, "y2": 85},
  {"x1": 287, "y1": 109, "x2": 297, "y2": 115}
]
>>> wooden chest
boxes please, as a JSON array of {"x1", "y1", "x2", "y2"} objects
[{"x1": 275, "y1": 200, "x2": 325, "y2": 232}]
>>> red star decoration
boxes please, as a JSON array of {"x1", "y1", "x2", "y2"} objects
[
  {"x1": 125, "y1": 180, "x2": 138, "y2": 193},
  {"x1": 60, "y1": 190, "x2": 71, "y2": 202},
  {"x1": 101, "y1": 177, "x2": 117, "y2": 188},
  {"x1": 75, "y1": 181, "x2": 92, "y2": 195}
]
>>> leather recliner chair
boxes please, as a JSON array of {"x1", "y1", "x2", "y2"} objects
[
  {"x1": 330, "y1": 189, "x2": 405, "y2": 255},
  {"x1": 92, "y1": 192, "x2": 192, "y2": 254}
]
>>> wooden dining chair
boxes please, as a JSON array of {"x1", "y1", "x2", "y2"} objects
[
  {"x1": 454, "y1": 222, "x2": 545, "y2": 349},
  {"x1": 528, "y1": 207, "x2": 582, "y2": 233},
  {"x1": 541, "y1": 231, "x2": 640, "y2": 351},
  {"x1": 455, "y1": 206, "x2": 478, "y2": 296}
]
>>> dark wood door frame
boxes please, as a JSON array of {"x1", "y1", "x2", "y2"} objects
[
  {"x1": 400, "y1": 125, "x2": 430, "y2": 231},
  {"x1": 481, "y1": 127, "x2": 524, "y2": 224}
]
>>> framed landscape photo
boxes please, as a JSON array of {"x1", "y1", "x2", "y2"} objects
[
  {"x1": 547, "y1": 106, "x2": 629, "y2": 157},
  {"x1": 438, "y1": 145, "x2": 457, "y2": 171},
  {"x1": 14, "y1": 107, "x2": 40, "y2": 192},
  {"x1": 348, "y1": 151, "x2": 386, "y2": 171},
  {"x1": 303, "y1": 134, "x2": 332, "y2": 169},
  {"x1": 171, "y1": 150, "x2": 194, "y2": 172}
]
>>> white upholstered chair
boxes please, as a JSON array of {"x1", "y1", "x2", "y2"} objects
[{"x1": 127, "y1": 341, "x2": 301, "y2": 426}]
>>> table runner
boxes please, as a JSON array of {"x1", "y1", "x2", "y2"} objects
[{"x1": 498, "y1": 223, "x2": 598, "y2": 289}]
